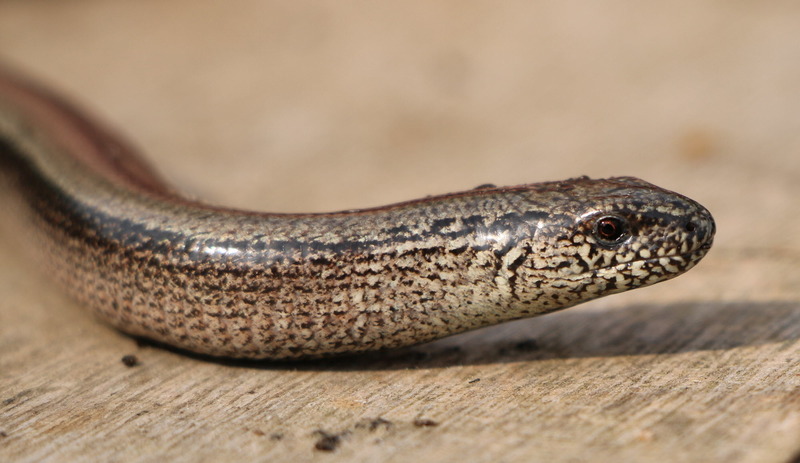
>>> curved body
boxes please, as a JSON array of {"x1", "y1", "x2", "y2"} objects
[{"x1": 0, "y1": 68, "x2": 715, "y2": 359}]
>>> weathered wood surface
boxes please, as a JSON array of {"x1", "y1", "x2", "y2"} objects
[{"x1": 1, "y1": 2, "x2": 798, "y2": 462}]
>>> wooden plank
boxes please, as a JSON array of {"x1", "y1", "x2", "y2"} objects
[{"x1": 1, "y1": 2, "x2": 799, "y2": 462}]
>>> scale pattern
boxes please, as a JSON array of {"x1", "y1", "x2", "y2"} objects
[{"x1": 0, "y1": 69, "x2": 715, "y2": 359}]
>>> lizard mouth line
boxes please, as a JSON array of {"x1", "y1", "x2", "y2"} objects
[
  {"x1": 603, "y1": 246, "x2": 712, "y2": 273},
  {"x1": 570, "y1": 244, "x2": 713, "y2": 280}
]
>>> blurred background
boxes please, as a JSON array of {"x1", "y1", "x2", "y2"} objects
[
  {"x1": 1, "y1": 2, "x2": 798, "y2": 462},
  {"x1": 1, "y1": 2, "x2": 797, "y2": 229},
  {"x1": 3, "y1": 1, "x2": 796, "y2": 299}
]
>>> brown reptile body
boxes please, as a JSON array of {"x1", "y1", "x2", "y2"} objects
[{"x1": 0, "y1": 68, "x2": 715, "y2": 359}]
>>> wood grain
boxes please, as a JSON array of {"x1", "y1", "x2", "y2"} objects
[{"x1": 1, "y1": 2, "x2": 798, "y2": 462}]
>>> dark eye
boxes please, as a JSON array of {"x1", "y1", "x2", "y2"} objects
[{"x1": 593, "y1": 216, "x2": 629, "y2": 245}]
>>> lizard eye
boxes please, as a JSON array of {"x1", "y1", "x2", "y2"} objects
[{"x1": 593, "y1": 216, "x2": 629, "y2": 245}]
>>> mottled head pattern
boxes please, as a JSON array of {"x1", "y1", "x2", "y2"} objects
[{"x1": 503, "y1": 176, "x2": 715, "y2": 314}]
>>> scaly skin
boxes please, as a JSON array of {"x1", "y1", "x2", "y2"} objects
[{"x1": 0, "y1": 68, "x2": 715, "y2": 359}]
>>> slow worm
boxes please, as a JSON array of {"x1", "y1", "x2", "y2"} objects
[{"x1": 0, "y1": 68, "x2": 715, "y2": 359}]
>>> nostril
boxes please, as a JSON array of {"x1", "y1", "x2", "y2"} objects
[{"x1": 685, "y1": 221, "x2": 696, "y2": 232}]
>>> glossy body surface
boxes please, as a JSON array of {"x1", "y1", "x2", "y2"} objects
[{"x1": 0, "y1": 68, "x2": 715, "y2": 359}]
